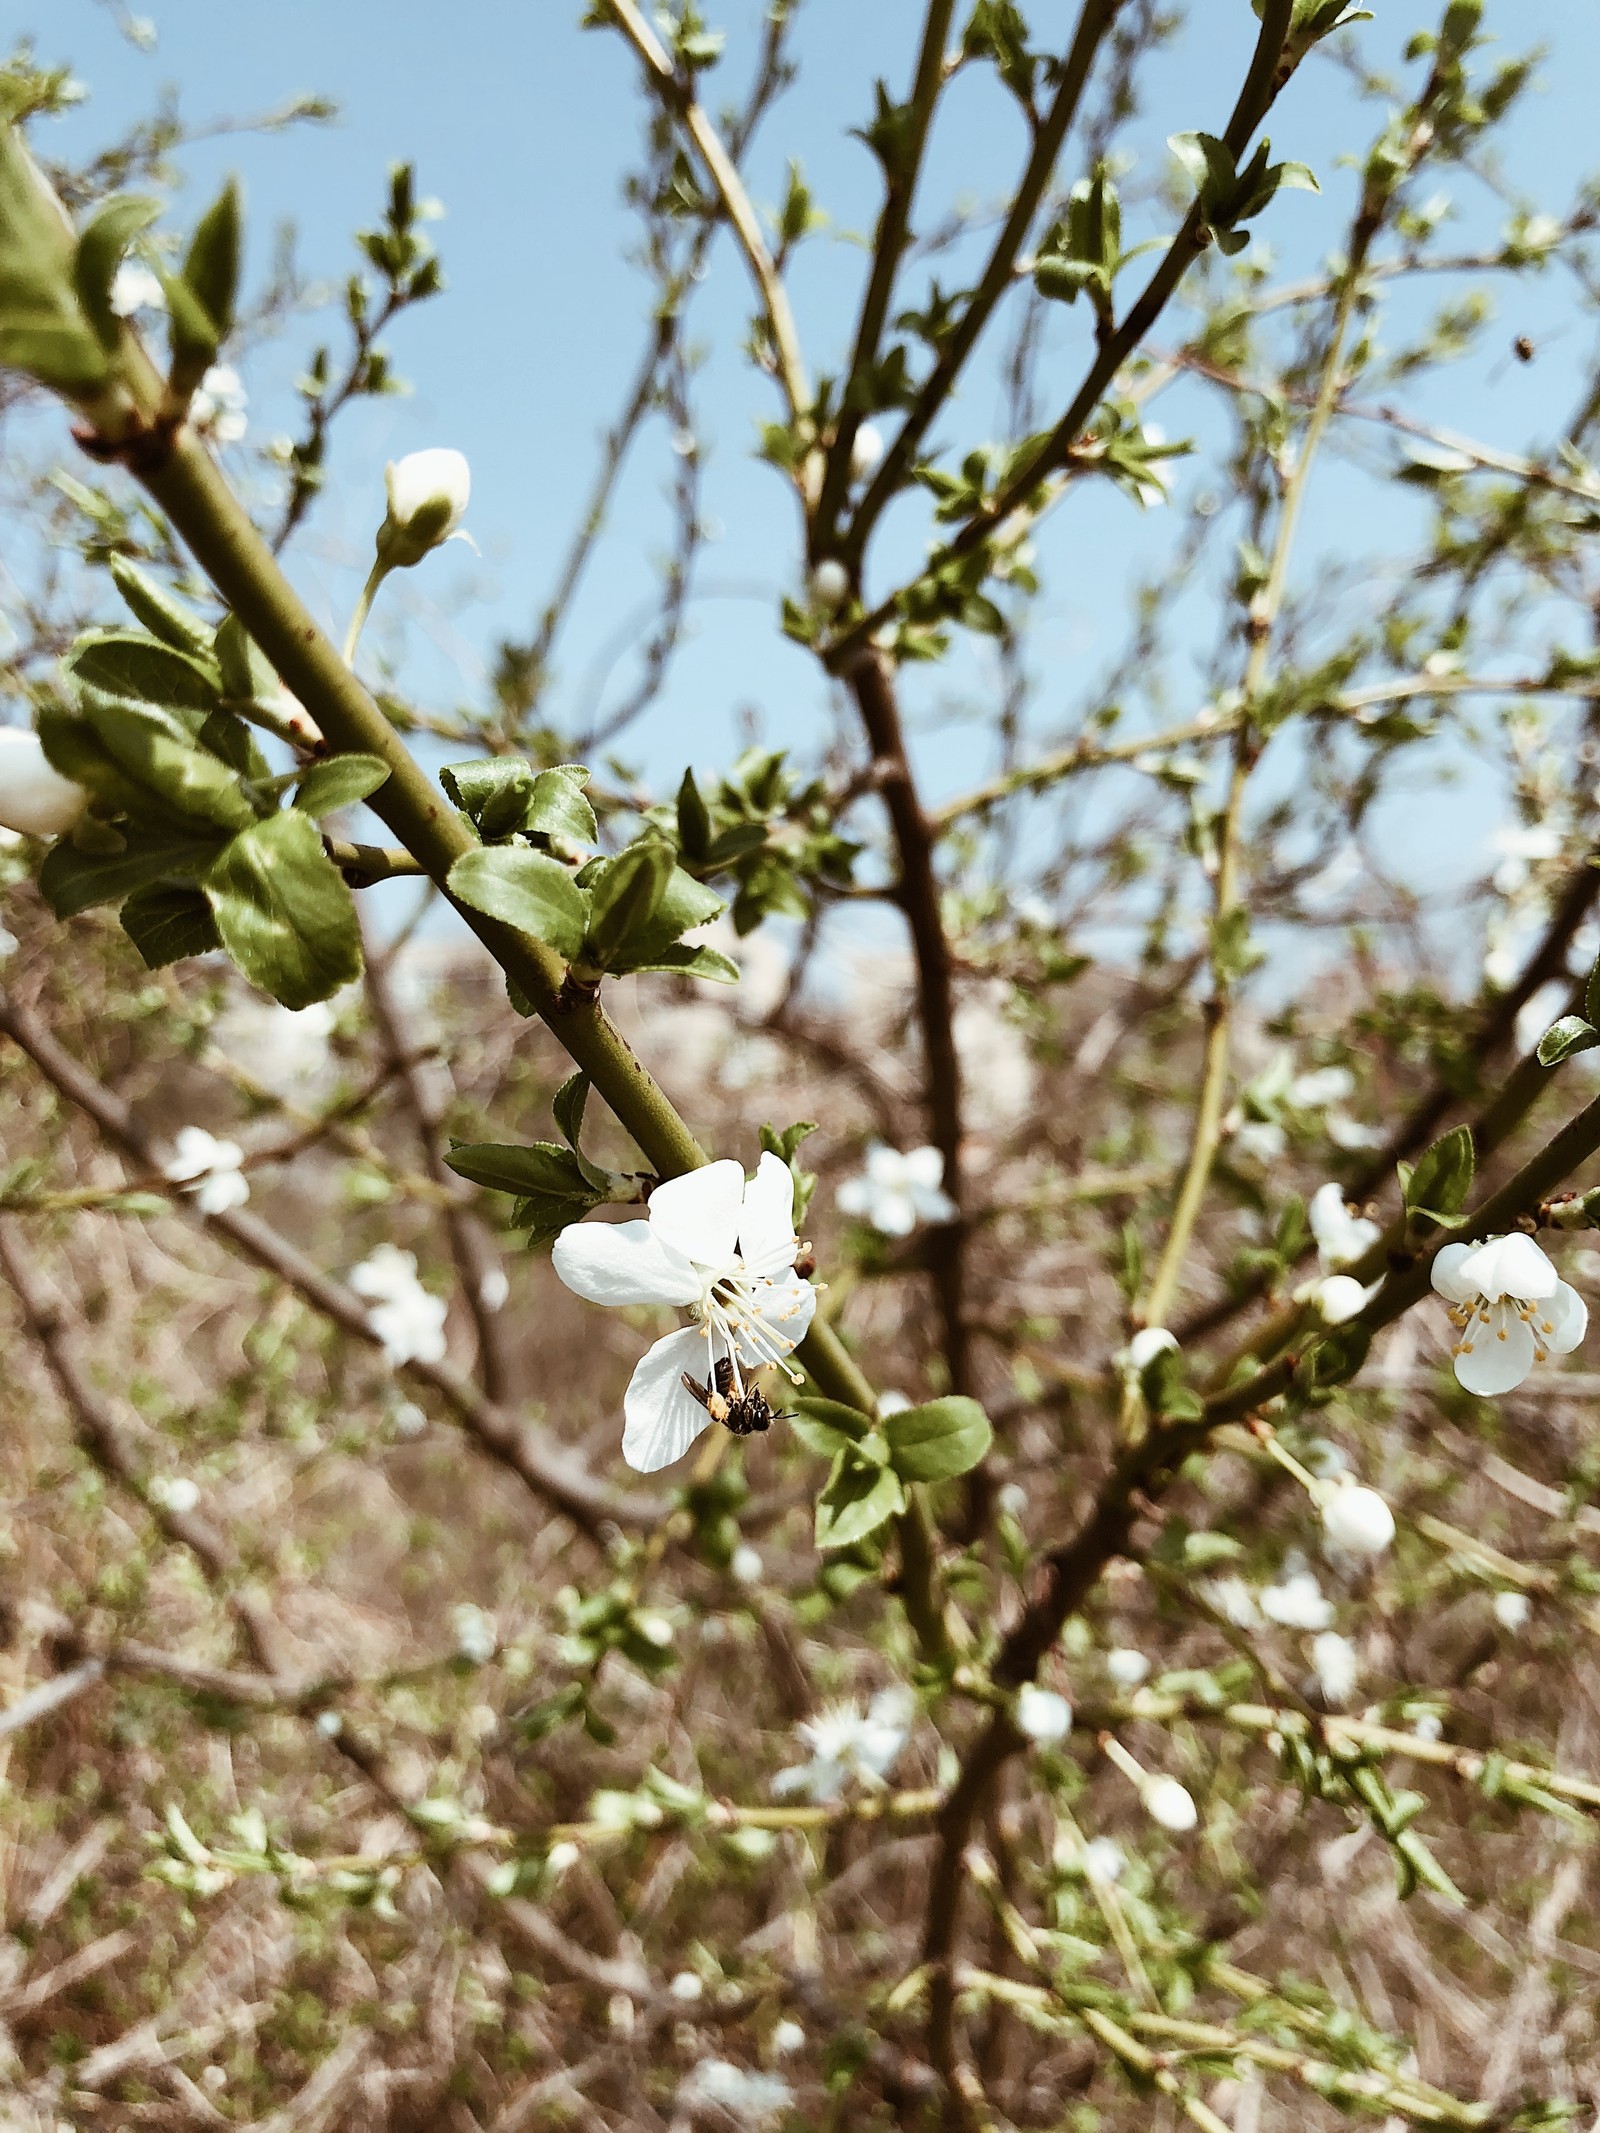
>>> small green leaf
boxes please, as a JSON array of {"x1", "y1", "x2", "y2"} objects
[
  {"x1": 119, "y1": 883, "x2": 221, "y2": 968},
  {"x1": 1585, "y1": 953, "x2": 1600, "y2": 1030},
  {"x1": 1537, "y1": 1015, "x2": 1600, "y2": 1068},
  {"x1": 883, "y1": 1397, "x2": 993, "y2": 1483},
  {"x1": 68, "y1": 630, "x2": 221, "y2": 718},
  {"x1": 293, "y1": 753, "x2": 391, "y2": 816},
  {"x1": 183, "y1": 176, "x2": 242, "y2": 340},
  {"x1": 815, "y1": 1452, "x2": 905, "y2": 1551},
  {"x1": 615, "y1": 942, "x2": 739, "y2": 984},
  {"x1": 583, "y1": 841, "x2": 675, "y2": 971},
  {"x1": 447, "y1": 847, "x2": 589, "y2": 961},
  {"x1": 676, "y1": 766, "x2": 712, "y2": 861},
  {"x1": 445, "y1": 1140, "x2": 597, "y2": 1200},
  {"x1": 608, "y1": 864, "x2": 726, "y2": 970},
  {"x1": 37, "y1": 826, "x2": 225, "y2": 917},
  {"x1": 204, "y1": 809, "x2": 364, "y2": 1009},
  {"x1": 1401, "y1": 1125, "x2": 1474, "y2": 1220},
  {"x1": 72, "y1": 193, "x2": 160, "y2": 350},
  {"x1": 789, "y1": 1396, "x2": 872, "y2": 1461},
  {"x1": 108, "y1": 559, "x2": 215, "y2": 660},
  {"x1": 524, "y1": 767, "x2": 598, "y2": 845},
  {"x1": 79, "y1": 697, "x2": 257, "y2": 832}
]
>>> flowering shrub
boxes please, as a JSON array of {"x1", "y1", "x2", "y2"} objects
[{"x1": 2, "y1": 4, "x2": 1600, "y2": 2127}]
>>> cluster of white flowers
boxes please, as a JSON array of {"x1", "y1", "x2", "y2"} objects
[
  {"x1": 190, "y1": 363, "x2": 248, "y2": 444},
  {"x1": 1260, "y1": 1560, "x2": 1333, "y2": 1630},
  {"x1": 1431, "y1": 1232, "x2": 1587, "y2": 1395},
  {"x1": 349, "y1": 1244, "x2": 449, "y2": 1367},
  {"x1": 162, "y1": 1126, "x2": 249, "y2": 1215},
  {"x1": 451, "y1": 1603, "x2": 497, "y2": 1665},
  {"x1": 553, "y1": 1155, "x2": 814, "y2": 1472},
  {"x1": 772, "y1": 1686, "x2": 912, "y2": 1802},
  {"x1": 675, "y1": 2058, "x2": 795, "y2": 2131},
  {"x1": 110, "y1": 257, "x2": 166, "y2": 317},
  {"x1": 1304, "y1": 1182, "x2": 1382, "y2": 1324},
  {"x1": 836, "y1": 1143, "x2": 957, "y2": 1238}
]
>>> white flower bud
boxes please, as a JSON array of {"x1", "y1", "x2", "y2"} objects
[
  {"x1": 1141, "y1": 1774, "x2": 1198, "y2": 1831},
  {"x1": 849, "y1": 422, "x2": 884, "y2": 483},
  {"x1": 1320, "y1": 1480, "x2": 1395, "y2": 1557},
  {"x1": 1126, "y1": 1326, "x2": 1178, "y2": 1371},
  {"x1": 730, "y1": 1544, "x2": 764, "y2": 1586},
  {"x1": 377, "y1": 447, "x2": 472, "y2": 568},
  {"x1": 1106, "y1": 1647, "x2": 1150, "y2": 1688},
  {"x1": 771, "y1": 2017, "x2": 805, "y2": 2055},
  {"x1": 1015, "y1": 1684, "x2": 1073, "y2": 1743},
  {"x1": 1493, "y1": 1590, "x2": 1531, "y2": 1632},
  {"x1": 809, "y1": 559, "x2": 850, "y2": 611},
  {"x1": 670, "y1": 1970, "x2": 704, "y2": 2002},
  {"x1": 0, "y1": 728, "x2": 88, "y2": 838},
  {"x1": 1314, "y1": 1275, "x2": 1370, "y2": 1325},
  {"x1": 546, "y1": 1841, "x2": 580, "y2": 1875}
]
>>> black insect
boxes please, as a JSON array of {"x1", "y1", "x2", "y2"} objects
[{"x1": 682, "y1": 1356, "x2": 778, "y2": 1438}]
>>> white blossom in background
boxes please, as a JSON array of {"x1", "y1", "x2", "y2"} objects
[
  {"x1": 1015, "y1": 1685, "x2": 1073, "y2": 1743},
  {"x1": 110, "y1": 258, "x2": 166, "y2": 315},
  {"x1": 1260, "y1": 1562, "x2": 1334, "y2": 1631},
  {"x1": 670, "y1": 1971, "x2": 704, "y2": 2003},
  {"x1": 1320, "y1": 1479, "x2": 1395, "y2": 1558},
  {"x1": 1515, "y1": 978, "x2": 1571, "y2": 1059},
  {"x1": 190, "y1": 363, "x2": 248, "y2": 443},
  {"x1": 1489, "y1": 820, "x2": 1561, "y2": 898},
  {"x1": 451, "y1": 1603, "x2": 497, "y2": 1665},
  {"x1": 1431, "y1": 1233, "x2": 1587, "y2": 1395},
  {"x1": 477, "y1": 1266, "x2": 510, "y2": 1313},
  {"x1": 1205, "y1": 1575, "x2": 1260, "y2": 1628},
  {"x1": 837, "y1": 1144, "x2": 957, "y2": 1237},
  {"x1": 1493, "y1": 1590, "x2": 1531, "y2": 1632},
  {"x1": 148, "y1": 1475, "x2": 199, "y2": 1515},
  {"x1": 996, "y1": 1480, "x2": 1029, "y2": 1520},
  {"x1": 877, "y1": 1388, "x2": 913, "y2": 1416},
  {"x1": 1082, "y1": 1836, "x2": 1127, "y2": 1882},
  {"x1": 772, "y1": 1686, "x2": 912, "y2": 1802},
  {"x1": 162, "y1": 1126, "x2": 249, "y2": 1215},
  {"x1": 1289, "y1": 1064, "x2": 1355, "y2": 1111},
  {"x1": 1124, "y1": 1326, "x2": 1178, "y2": 1373},
  {"x1": 0, "y1": 924, "x2": 17, "y2": 961},
  {"x1": 1231, "y1": 1118, "x2": 1287, "y2": 1165},
  {"x1": 770, "y1": 2018, "x2": 805, "y2": 2055},
  {"x1": 1311, "y1": 1629, "x2": 1359, "y2": 1706},
  {"x1": 809, "y1": 558, "x2": 850, "y2": 611},
  {"x1": 1313, "y1": 1273, "x2": 1375, "y2": 1325},
  {"x1": 552, "y1": 1155, "x2": 815, "y2": 1472},
  {"x1": 1107, "y1": 1648, "x2": 1150, "y2": 1689},
  {"x1": 849, "y1": 422, "x2": 884, "y2": 483},
  {"x1": 1309, "y1": 1182, "x2": 1380, "y2": 1271},
  {"x1": 730, "y1": 1544, "x2": 763, "y2": 1586},
  {"x1": 1141, "y1": 1774, "x2": 1199, "y2": 1832},
  {"x1": 0, "y1": 728, "x2": 89, "y2": 839},
  {"x1": 676, "y1": 2058, "x2": 795, "y2": 2131},
  {"x1": 349, "y1": 1244, "x2": 449, "y2": 1367}
]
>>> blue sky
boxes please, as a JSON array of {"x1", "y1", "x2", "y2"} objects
[{"x1": 22, "y1": 3, "x2": 1600, "y2": 941}]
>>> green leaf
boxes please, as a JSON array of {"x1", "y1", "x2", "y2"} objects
[
  {"x1": 524, "y1": 767, "x2": 598, "y2": 845},
  {"x1": 447, "y1": 847, "x2": 589, "y2": 961},
  {"x1": 0, "y1": 318, "x2": 111, "y2": 391},
  {"x1": 442, "y1": 757, "x2": 535, "y2": 840},
  {"x1": 582, "y1": 841, "x2": 675, "y2": 971},
  {"x1": 815, "y1": 1451, "x2": 905, "y2": 1551},
  {"x1": 1537, "y1": 1014, "x2": 1600, "y2": 1068},
  {"x1": 1401, "y1": 1125, "x2": 1474, "y2": 1221},
  {"x1": 445, "y1": 1140, "x2": 596, "y2": 1200},
  {"x1": 183, "y1": 177, "x2": 242, "y2": 340},
  {"x1": 119, "y1": 883, "x2": 221, "y2": 968},
  {"x1": 789, "y1": 1396, "x2": 872, "y2": 1461},
  {"x1": 108, "y1": 558, "x2": 215, "y2": 660},
  {"x1": 293, "y1": 754, "x2": 391, "y2": 816},
  {"x1": 37, "y1": 826, "x2": 226, "y2": 917},
  {"x1": 204, "y1": 809, "x2": 364, "y2": 1009},
  {"x1": 1585, "y1": 954, "x2": 1600, "y2": 1030},
  {"x1": 79, "y1": 695, "x2": 256, "y2": 831},
  {"x1": 676, "y1": 766, "x2": 712, "y2": 861},
  {"x1": 67, "y1": 630, "x2": 221, "y2": 720},
  {"x1": 615, "y1": 941, "x2": 740, "y2": 984},
  {"x1": 550, "y1": 1070, "x2": 613, "y2": 1194},
  {"x1": 72, "y1": 193, "x2": 160, "y2": 350},
  {"x1": 214, "y1": 612, "x2": 284, "y2": 710},
  {"x1": 608, "y1": 864, "x2": 726, "y2": 970},
  {"x1": 883, "y1": 1397, "x2": 993, "y2": 1483}
]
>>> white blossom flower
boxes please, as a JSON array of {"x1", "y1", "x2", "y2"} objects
[
  {"x1": 1431, "y1": 1233, "x2": 1587, "y2": 1395},
  {"x1": 1493, "y1": 1590, "x2": 1531, "y2": 1632},
  {"x1": 189, "y1": 363, "x2": 248, "y2": 444},
  {"x1": 1082, "y1": 1836, "x2": 1126, "y2": 1882},
  {"x1": 1327, "y1": 1113, "x2": 1385, "y2": 1151},
  {"x1": 670, "y1": 1970, "x2": 705, "y2": 2003},
  {"x1": 877, "y1": 1388, "x2": 913, "y2": 1416},
  {"x1": 1106, "y1": 1647, "x2": 1150, "y2": 1689},
  {"x1": 770, "y1": 2017, "x2": 805, "y2": 2055},
  {"x1": 1313, "y1": 1274, "x2": 1373, "y2": 1325},
  {"x1": 1412, "y1": 1711, "x2": 1443, "y2": 1743},
  {"x1": 451, "y1": 1603, "x2": 497, "y2": 1665},
  {"x1": 0, "y1": 728, "x2": 89, "y2": 839},
  {"x1": 996, "y1": 1480, "x2": 1029, "y2": 1519},
  {"x1": 1489, "y1": 820, "x2": 1561, "y2": 897},
  {"x1": 349, "y1": 1244, "x2": 449, "y2": 1367},
  {"x1": 0, "y1": 925, "x2": 17, "y2": 961},
  {"x1": 809, "y1": 558, "x2": 850, "y2": 611},
  {"x1": 314, "y1": 1709, "x2": 343, "y2": 1738},
  {"x1": 1260, "y1": 1564, "x2": 1334, "y2": 1631},
  {"x1": 1204, "y1": 1575, "x2": 1260, "y2": 1628},
  {"x1": 1231, "y1": 1118, "x2": 1287, "y2": 1165},
  {"x1": 772, "y1": 1686, "x2": 911, "y2": 1802},
  {"x1": 552, "y1": 1154, "x2": 816, "y2": 1473},
  {"x1": 110, "y1": 258, "x2": 166, "y2": 315},
  {"x1": 1320, "y1": 1479, "x2": 1395, "y2": 1557},
  {"x1": 1310, "y1": 1629, "x2": 1359, "y2": 1706},
  {"x1": 1289, "y1": 1065, "x2": 1355, "y2": 1111},
  {"x1": 478, "y1": 1266, "x2": 510, "y2": 1313},
  {"x1": 1309, "y1": 1183, "x2": 1380, "y2": 1272},
  {"x1": 1141, "y1": 1774, "x2": 1198, "y2": 1831},
  {"x1": 379, "y1": 447, "x2": 471, "y2": 567},
  {"x1": 162, "y1": 1126, "x2": 249, "y2": 1215},
  {"x1": 546, "y1": 1840, "x2": 580, "y2": 1875},
  {"x1": 148, "y1": 1475, "x2": 199, "y2": 1515},
  {"x1": 677, "y1": 2058, "x2": 795, "y2": 2130},
  {"x1": 730, "y1": 1543, "x2": 764, "y2": 1585},
  {"x1": 1015, "y1": 1685, "x2": 1073, "y2": 1743},
  {"x1": 849, "y1": 422, "x2": 884, "y2": 483},
  {"x1": 836, "y1": 1144, "x2": 956, "y2": 1237}
]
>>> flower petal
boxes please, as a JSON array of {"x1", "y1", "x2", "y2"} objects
[
  {"x1": 1453, "y1": 1305, "x2": 1536, "y2": 1395},
  {"x1": 731, "y1": 1270, "x2": 816, "y2": 1367},
  {"x1": 552, "y1": 1219, "x2": 700, "y2": 1307},
  {"x1": 1430, "y1": 1241, "x2": 1475, "y2": 1303},
  {"x1": 647, "y1": 1160, "x2": 744, "y2": 1270},
  {"x1": 622, "y1": 1326, "x2": 717, "y2": 1472},
  {"x1": 1538, "y1": 1280, "x2": 1588, "y2": 1356},
  {"x1": 902, "y1": 1146, "x2": 947, "y2": 1193},
  {"x1": 739, "y1": 1151, "x2": 798, "y2": 1277},
  {"x1": 869, "y1": 1190, "x2": 917, "y2": 1237},
  {"x1": 1459, "y1": 1232, "x2": 1558, "y2": 1303}
]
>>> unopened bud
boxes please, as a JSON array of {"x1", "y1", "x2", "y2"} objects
[
  {"x1": 1141, "y1": 1774, "x2": 1198, "y2": 1831},
  {"x1": 0, "y1": 728, "x2": 89, "y2": 838},
  {"x1": 1320, "y1": 1479, "x2": 1394, "y2": 1557},
  {"x1": 849, "y1": 422, "x2": 884, "y2": 483},
  {"x1": 809, "y1": 558, "x2": 850, "y2": 612},
  {"x1": 376, "y1": 447, "x2": 471, "y2": 568}
]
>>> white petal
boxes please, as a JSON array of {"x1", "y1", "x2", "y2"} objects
[
  {"x1": 835, "y1": 1177, "x2": 873, "y2": 1219},
  {"x1": 732, "y1": 1271, "x2": 817, "y2": 1366},
  {"x1": 902, "y1": 1146, "x2": 947, "y2": 1192},
  {"x1": 1459, "y1": 1232, "x2": 1558, "y2": 1303},
  {"x1": 865, "y1": 1144, "x2": 909, "y2": 1187},
  {"x1": 1539, "y1": 1281, "x2": 1587, "y2": 1356},
  {"x1": 622, "y1": 1327, "x2": 717, "y2": 1472},
  {"x1": 738, "y1": 1151, "x2": 798, "y2": 1277},
  {"x1": 647, "y1": 1161, "x2": 744, "y2": 1270},
  {"x1": 552, "y1": 1219, "x2": 700, "y2": 1307},
  {"x1": 0, "y1": 729, "x2": 89, "y2": 839},
  {"x1": 912, "y1": 1184, "x2": 959, "y2": 1225},
  {"x1": 1315, "y1": 1275, "x2": 1370, "y2": 1325},
  {"x1": 1430, "y1": 1241, "x2": 1476, "y2": 1303},
  {"x1": 1453, "y1": 1306, "x2": 1536, "y2": 1395},
  {"x1": 873, "y1": 1190, "x2": 918, "y2": 1237}
]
